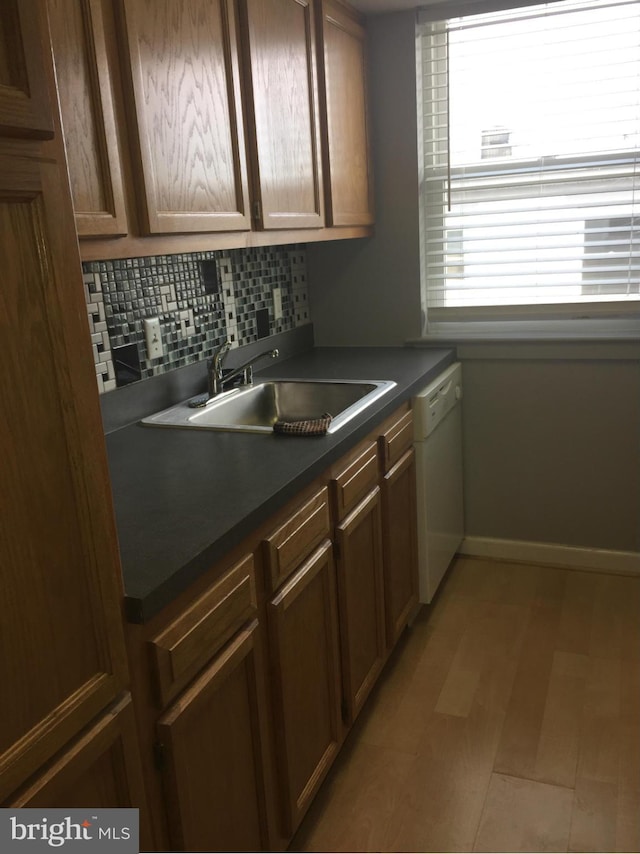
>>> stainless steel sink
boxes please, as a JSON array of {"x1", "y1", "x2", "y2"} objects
[{"x1": 141, "y1": 379, "x2": 397, "y2": 434}]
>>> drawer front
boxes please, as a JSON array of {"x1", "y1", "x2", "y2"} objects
[
  {"x1": 264, "y1": 487, "x2": 331, "y2": 591},
  {"x1": 150, "y1": 555, "x2": 257, "y2": 706},
  {"x1": 379, "y1": 409, "x2": 414, "y2": 471},
  {"x1": 332, "y1": 441, "x2": 379, "y2": 519}
]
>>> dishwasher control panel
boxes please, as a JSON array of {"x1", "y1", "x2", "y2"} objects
[{"x1": 413, "y1": 362, "x2": 462, "y2": 439}]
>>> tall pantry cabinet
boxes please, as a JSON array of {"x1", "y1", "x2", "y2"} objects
[{"x1": 0, "y1": 1, "x2": 149, "y2": 844}]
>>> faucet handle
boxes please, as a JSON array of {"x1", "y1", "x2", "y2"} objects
[
  {"x1": 211, "y1": 339, "x2": 231, "y2": 376},
  {"x1": 213, "y1": 339, "x2": 231, "y2": 359}
]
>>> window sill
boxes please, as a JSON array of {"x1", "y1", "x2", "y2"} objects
[{"x1": 406, "y1": 332, "x2": 640, "y2": 361}]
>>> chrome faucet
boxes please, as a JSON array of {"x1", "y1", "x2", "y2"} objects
[
  {"x1": 207, "y1": 340, "x2": 279, "y2": 397},
  {"x1": 207, "y1": 340, "x2": 232, "y2": 397}
]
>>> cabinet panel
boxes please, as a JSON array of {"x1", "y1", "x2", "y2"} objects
[
  {"x1": 381, "y1": 449, "x2": 419, "y2": 647},
  {"x1": 9, "y1": 695, "x2": 149, "y2": 842},
  {"x1": 121, "y1": 0, "x2": 251, "y2": 234},
  {"x1": 317, "y1": 0, "x2": 373, "y2": 226},
  {"x1": 48, "y1": 0, "x2": 128, "y2": 236},
  {"x1": 335, "y1": 487, "x2": 385, "y2": 724},
  {"x1": 150, "y1": 554, "x2": 257, "y2": 707},
  {"x1": 263, "y1": 487, "x2": 331, "y2": 591},
  {"x1": 157, "y1": 622, "x2": 271, "y2": 853},
  {"x1": 241, "y1": 0, "x2": 324, "y2": 229},
  {"x1": 331, "y1": 440, "x2": 379, "y2": 519},
  {"x1": 268, "y1": 540, "x2": 342, "y2": 835},
  {"x1": 379, "y1": 409, "x2": 414, "y2": 471},
  {"x1": 0, "y1": 2, "x2": 53, "y2": 137},
  {"x1": 0, "y1": 143, "x2": 129, "y2": 801}
]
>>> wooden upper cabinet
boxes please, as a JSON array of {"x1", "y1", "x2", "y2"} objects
[
  {"x1": 316, "y1": 0, "x2": 373, "y2": 226},
  {"x1": 48, "y1": 0, "x2": 128, "y2": 237},
  {"x1": 240, "y1": 0, "x2": 324, "y2": 230},
  {"x1": 0, "y1": 2, "x2": 53, "y2": 138},
  {"x1": 120, "y1": 0, "x2": 251, "y2": 234}
]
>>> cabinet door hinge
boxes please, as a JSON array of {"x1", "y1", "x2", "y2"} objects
[
  {"x1": 253, "y1": 200, "x2": 262, "y2": 221},
  {"x1": 154, "y1": 741, "x2": 166, "y2": 771}
]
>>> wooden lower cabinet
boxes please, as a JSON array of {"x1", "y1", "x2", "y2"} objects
[
  {"x1": 156, "y1": 621, "x2": 271, "y2": 853},
  {"x1": 267, "y1": 539, "x2": 342, "y2": 836},
  {"x1": 381, "y1": 448, "x2": 419, "y2": 647},
  {"x1": 334, "y1": 487, "x2": 386, "y2": 725},
  {"x1": 127, "y1": 404, "x2": 419, "y2": 851}
]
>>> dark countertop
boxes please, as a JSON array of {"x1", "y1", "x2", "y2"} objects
[{"x1": 106, "y1": 346, "x2": 455, "y2": 622}]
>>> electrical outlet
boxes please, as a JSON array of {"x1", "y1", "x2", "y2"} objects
[
  {"x1": 144, "y1": 317, "x2": 164, "y2": 359},
  {"x1": 273, "y1": 287, "x2": 283, "y2": 320}
]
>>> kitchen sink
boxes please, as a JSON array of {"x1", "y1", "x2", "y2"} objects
[{"x1": 141, "y1": 379, "x2": 397, "y2": 435}]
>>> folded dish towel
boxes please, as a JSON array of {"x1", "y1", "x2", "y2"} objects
[{"x1": 273, "y1": 414, "x2": 332, "y2": 436}]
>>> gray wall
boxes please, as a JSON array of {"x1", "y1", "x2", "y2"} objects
[
  {"x1": 306, "y1": 11, "x2": 640, "y2": 556},
  {"x1": 459, "y1": 343, "x2": 640, "y2": 553},
  {"x1": 307, "y1": 11, "x2": 423, "y2": 346}
]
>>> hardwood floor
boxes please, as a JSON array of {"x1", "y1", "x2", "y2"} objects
[{"x1": 290, "y1": 556, "x2": 640, "y2": 853}]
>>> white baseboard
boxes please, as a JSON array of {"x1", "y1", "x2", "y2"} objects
[{"x1": 460, "y1": 536, "x2": 640, "y2": 577}]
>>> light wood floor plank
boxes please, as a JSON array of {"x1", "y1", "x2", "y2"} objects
[
  {"x1": 615, "y1": 657, "x2": 640, "y2": 851},
  {"x1": 380, "y1": 712, "x2": 495, "y2": 853},
  {"x1": 356, "y1": 605, "x2": 465, "y2": 755},
  {"x1": 473, "y1": 773, "x2": 574, "y2": 853},
  {"x1": 569, "y1": 777, "x2": 618, "y2": 853},
  {"x1": 615, "y1": 784, "x2": 640, "y2": 852},
  {"x1": 492, "y1": 572, "x2": 565, "y2": 780},
  {"x1": 290, "y1": 739, "x2": 414, "y2": 853},
  {"x1": 576, "y1": 656, "x2": 622, "y2": 785},
  {"x1": 556, "y1": 570, "x2": 597, "y2": 656},
  {"x1": 533, "y1": 650, "x2": 589, "y2": 787},
  {"x1": 291, "y1": 557, "x2": 640, "y2": 854}
]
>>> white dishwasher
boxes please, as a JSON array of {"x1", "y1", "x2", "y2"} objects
[{"x1": 413, "y1": 362, "x2": 464, "y2": 603}]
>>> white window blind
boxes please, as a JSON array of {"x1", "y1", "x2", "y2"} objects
[{"x1": 418, "y1": 0, "x2": 640, "y2": 328}]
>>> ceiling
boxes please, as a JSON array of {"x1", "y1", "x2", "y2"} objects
[
  {"x1": 349, "y1": 0, "x2": 420, "y2": 11},
  {"x1": 350, "y1": 0, "x2": 422, "y2": 11}
]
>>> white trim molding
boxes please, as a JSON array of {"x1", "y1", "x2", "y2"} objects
[{"x1": 461, "y1": 536, "x2": 640, "y2": 576}]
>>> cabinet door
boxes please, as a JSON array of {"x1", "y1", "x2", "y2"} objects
[
  {"x1": 316, "y1": 0, "x2": 373, "y2": 226},
  {"x1": 241, "y1": 0, "x2": 324, "y2": 230},
  {"x1": 381, "y1": 449, "x2": 419, "y2": 647},
  {"x1": 9, "y1": 694, "x2": 151, "y2": 847},
  {"x1": 335, "y1": 487, "x2": 385, "y2": 725},
  {"x1": 0, "y1": 79, "x2": 129, "y2": 802},
  {"x1": 120, "y1": 0, "x2": 251, "y2": 234},
  {"x1": 268, "y1": 540, "x2": 342, "y2": 835},
  {"x1": 48, "y1": 0, "x2": 128, "y2": 236},
  {"x1": 157, "y1": 622, "x2": 271, "y2": 853},
  {"x1": 0, "y1": 1, "x2": 53, "y2": 137}
]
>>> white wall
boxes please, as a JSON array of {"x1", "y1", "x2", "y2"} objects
[{"x1": 306, "y1": 10, "x2": 640, "y2": 560}]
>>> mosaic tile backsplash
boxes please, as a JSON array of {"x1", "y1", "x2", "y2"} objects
[{"x1": 82, "y1": 245, "x2": 310, "y2": 393}]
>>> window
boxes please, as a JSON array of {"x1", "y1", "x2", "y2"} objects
[{"x1": 418, "y1": 0, "x2": 640, "y2": 335}]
